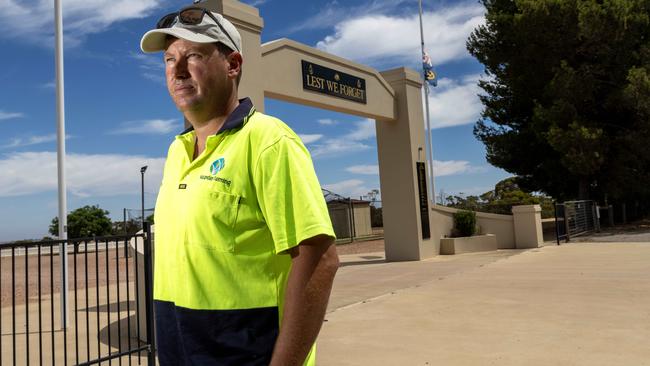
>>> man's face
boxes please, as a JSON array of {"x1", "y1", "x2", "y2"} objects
[{"x1": 164, "y1": 38, "x2": 232, "y2": 114}]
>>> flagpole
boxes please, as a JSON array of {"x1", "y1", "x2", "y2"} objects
[
  {"x1": 54, "y1": 0, "x2": 69, "y2": 328},
  {"x1": 419, "y1": 0, "x2": 436, "y2": 204}
]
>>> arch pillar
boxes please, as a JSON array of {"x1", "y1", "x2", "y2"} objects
[
  {"x1": 378, "y1": 68, "x2": 438, "y2": 261},
  {"x1": 199, "y1": 1, "x2": 441, "y2": 261},
  {"x1": 202, "y1": 0, "x2": 265, "y2": 111}
]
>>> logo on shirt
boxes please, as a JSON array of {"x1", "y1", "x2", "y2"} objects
[{"x1": 210, "y1": 158, "x2": 225, "y2": 175}]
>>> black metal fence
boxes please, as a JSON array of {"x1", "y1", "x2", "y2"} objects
[
  {"x1": 0, "y1": 223, "x2": 155, "y2": 365},
  {"x1": 554, "y1": 200, "x2": 599, "y2": 244}
]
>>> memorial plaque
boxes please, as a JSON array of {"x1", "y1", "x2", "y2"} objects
[
  {"x1": 416, "y1": 162, "x2": 431, "y2": 239},
  {"x1": 301, "y1": 60, "x2": 367, "y2": 104}
]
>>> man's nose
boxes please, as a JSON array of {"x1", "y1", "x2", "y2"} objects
[{"x1": 170, "y1": 57, "x2": 189, "y2": 79}]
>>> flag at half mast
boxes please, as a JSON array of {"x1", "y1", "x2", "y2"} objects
[{"x1": 422, "y1": 51, "x2": 438, "y2": 87}]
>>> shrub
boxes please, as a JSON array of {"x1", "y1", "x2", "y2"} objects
[{"x1": 453, "y1": 210, "x2": 477, "y2": 237}]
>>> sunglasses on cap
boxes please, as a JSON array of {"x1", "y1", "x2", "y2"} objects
[{"x1": 156, "y1": 7, "x2": 240, "y2": 52}]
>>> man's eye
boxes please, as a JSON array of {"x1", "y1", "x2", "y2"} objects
[
  {"x1": 188, "y1": 53, "x2": 201, "y2": 59},
  {"x1": 165, "y1": 57, "x2": 175, "y2": 63}
]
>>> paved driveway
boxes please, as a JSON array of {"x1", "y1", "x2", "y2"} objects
[{"x1": 318, "y1": 242, "x2": 650, "y2": 365}]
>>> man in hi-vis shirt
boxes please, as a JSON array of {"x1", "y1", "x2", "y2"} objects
[{"x1": 140, "y1": 4, "x2": 339, "y2": 365}]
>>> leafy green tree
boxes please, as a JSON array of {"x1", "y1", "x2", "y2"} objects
[
  {"x1": 467, "y1": 0, "x2": 650, "y2": 201},
  {"x1": 49, "y1": 205, "x2": 113, "y2": 238},
  {"x1": 111, "y1": 219, "x2": 141, "y2": 235},
  {"x1": 444, "y1": 177, "x2": 555, "y2": 218}
]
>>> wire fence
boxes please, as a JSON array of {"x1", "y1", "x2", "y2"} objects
[
  {"x1": 120, "y1": 209, "x2": 155, "y2": 235},
  {"x1": 554, "y1": 200, "x2": 599, "y2": 243}
]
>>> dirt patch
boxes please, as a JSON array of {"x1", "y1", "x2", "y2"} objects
[
  {"x1": 572, "y1": 218, "x2": 650, "y2": 242},
  {"x1": 335, "y1": 239, "x2": 384, "y2": 255},
  {"x1": 1, "y1": 238, "x2": 385, "y2": 309},
  {"x1": 1, "y1": 246, "x2": 136, "y2": 308}
]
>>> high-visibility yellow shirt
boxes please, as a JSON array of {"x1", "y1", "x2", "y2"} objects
[{"x1": 153, "y1": 98, "x2": 335, "y2": 365}]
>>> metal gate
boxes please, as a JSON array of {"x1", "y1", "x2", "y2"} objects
[
  {"x1": 0, "y1": 223, "x2": 156, "y2": 365},
  {"x1": 554, "y1": 200, "x2": 600, "y2": 244}
]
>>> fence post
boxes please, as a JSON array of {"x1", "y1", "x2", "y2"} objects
[
  {"x1": 142, "y1": 222, "x2": 156, "y2": 366},
  {"x1": 348, "y1": 198, "x2": 354, "y2": 243},
  {"x1": 592, "y1": 203, "x2": 600, "y2": 232},
  {"x1": 564, "y1": 202, "x2": 575, "y2": 243},
  {"x1": 554, "y1": 202, "x2": 561, "y2": 246},
  {"x1": 608, "y1": 205, "x2": 614, "y2": 226}
]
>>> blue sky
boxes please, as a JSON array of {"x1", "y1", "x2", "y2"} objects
[{"x1": 0, "y1": 0, "x2": 510, "y2": 242}]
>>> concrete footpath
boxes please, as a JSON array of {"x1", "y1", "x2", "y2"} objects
[{"x1": 317, "y1": 242, "x2": 650, "y2": 365}]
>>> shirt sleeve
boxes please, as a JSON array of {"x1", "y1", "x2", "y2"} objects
[{"x1": 253, "y1": 135, "x2": 336, "y2": 254}]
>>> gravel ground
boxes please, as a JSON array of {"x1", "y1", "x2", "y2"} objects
[
  {"x1": 5, "y1": 219, "x2": 647, "y2": 308},
  {"x1": 571, "y1": 219, "x2": 650, "y2": 242},
  {"x1": 334, "y1": 239, "x2": 384, "y2": 255},
  {"x1": 1, "y1": 246, "x2": 135, "y2": 308}
]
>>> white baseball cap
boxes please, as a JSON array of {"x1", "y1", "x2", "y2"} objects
[{"x1": 140, "y1": 6, "x2": 241, "y2": 54}]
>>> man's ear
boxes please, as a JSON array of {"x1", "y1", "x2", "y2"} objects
[{"x1": 227, "y1": 52, "x2": 243, "y2": 80}]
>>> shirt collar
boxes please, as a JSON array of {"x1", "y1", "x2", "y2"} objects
[{"x1": 179, "y1": 97, "x2": 255, "y2": 136}]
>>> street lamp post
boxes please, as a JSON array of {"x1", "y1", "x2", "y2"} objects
[{"x1": 141, "y1": 166, "x2": 148, "y2": 230}]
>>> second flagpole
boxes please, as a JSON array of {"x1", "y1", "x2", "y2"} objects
[{"x1": 419, "y1": 0, "x2": 436, "y2": 204}]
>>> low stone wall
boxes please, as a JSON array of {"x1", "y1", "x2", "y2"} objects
[
  {"x1": 440, "y1": 234, "x2": 498, "y2": 255},
  {"x1": 431, "y1": 205, "x2": 516, "y2": 249}
]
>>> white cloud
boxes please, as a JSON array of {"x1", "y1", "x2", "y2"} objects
[
  {"x1": 433, "y1": 160, "x2": 474, "y2": 177},
  {"x1": 0, "y1": 151, "x2": 165, "y2": 198},
  {"x1": 244, "y1": 0, "x2": 269, "y2": 7},
  {"x1": 317, "y1": 118, "x2": 339, "y2": 126},
  {"x1": 142, "y1": 72, "x2": 166, "y2": 85},
  {"x1": 298, "y1": 134, "x2": 323, "y2": 144},
  {"x1": 309, "y1": 140, "x2": 372, "y2": 158},
  {"x1": 344, "y1": 161, "x2": 483, "y2": 177},
  {"x1": 346, "y1": 165, "x2": 379, "y2": 175},
  {"x1": 131, "y1": 53, "x2": 166, "y2": 85},
  {"x1": 109, "y1": 119, "x2": 178, "y2": 135},
  {"x1": 41, "y1": 81, "x2": 56, "y2": 89},
  {"x1": 346, "y1": 119, "x2": 376, "y2": 141},
  {"x1": 322, "y1": 179, "x2": 370, "y2": 198},
  {"x1": 0, "y1": 0, "x2": 161, "y2": 47},
  {"x1": 427, "y1": 74, "x2": 483, "y2": 129},
  {"x1": 309, "y1": 119, "x2": 375, "y2": 158},
  {"x1": 288, "y1": 0, "x2": 411, "y2": 33},
  {"x1": 0, "y1": 110, "x2": 24, "y2": 120},
  {"x1": 2, "y1": 134, "x2": 68, "y2": 149},
  {"x1": 316, "y1": 3, "x2": 485, "y2": 66}
]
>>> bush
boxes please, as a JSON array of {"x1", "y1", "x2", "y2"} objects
[{"x1": 453, "y1": 210, "x2": 477, "y2": 237}]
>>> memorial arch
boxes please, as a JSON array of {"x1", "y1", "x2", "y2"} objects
[{"x1": 204, "y1": 0, "x2": 442, "y2": 260}]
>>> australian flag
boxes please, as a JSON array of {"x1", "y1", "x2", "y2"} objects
[{"x1": 422, "y1": 52, "x2": 437, "y2": 87}]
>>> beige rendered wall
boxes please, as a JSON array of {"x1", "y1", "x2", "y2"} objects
[
  {"x1": 431, "y1": 205, "x2": 516, "y2": 249},
  {"x1": 378, "y1": 68, "x2": 438, "y2": 260},
  {"x1": 204, "y1": 0, "x2": 439, "y2": 261},
  {"x1": 203, "y1": 0, "x2": 266, "y2": 111},
  {"x1": 260, "y1": 39, "x2": 395, "y2": 120},
  {"x1": 512, "y1": 205, "x2": 543, "y2": 248}
]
